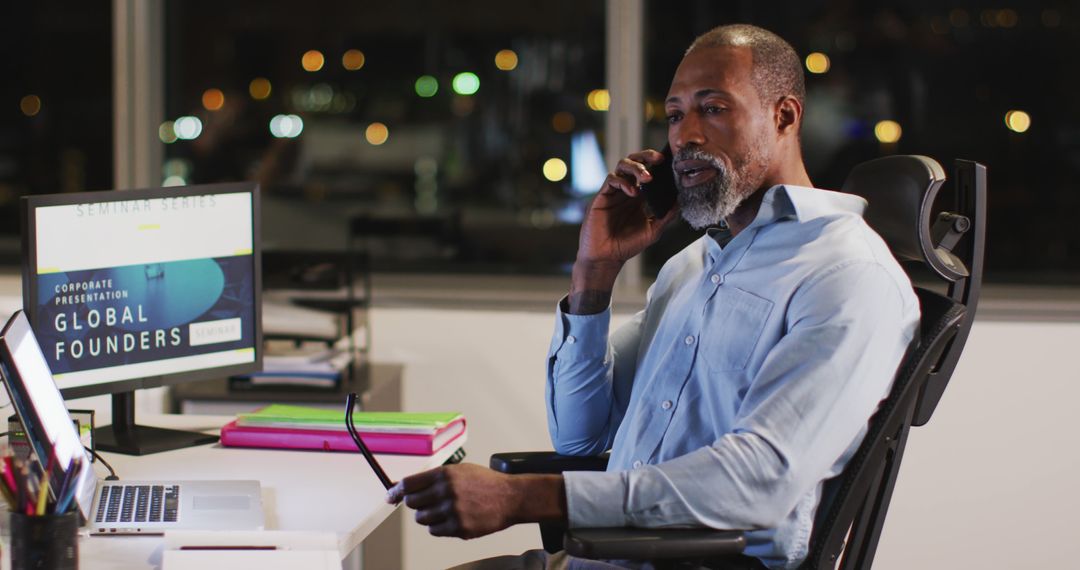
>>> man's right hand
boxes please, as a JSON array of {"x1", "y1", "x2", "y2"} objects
[{"x1": 569, "y1": 149, "x2": 680, "y2": 314}]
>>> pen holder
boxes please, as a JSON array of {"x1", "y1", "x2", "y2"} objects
[{"x1": 10, "y1": 511, "x2": 78, "y2": 570}]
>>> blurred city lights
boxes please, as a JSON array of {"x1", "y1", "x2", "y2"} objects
[
  {"x1": 874, "y1": 120, "x2": 902, "y2": 144},
  {"x1": 587, "y1": 89, "x2": 610, "y2": 112},
  {"x1": 269, "y1": 114, "x2": 304, "y2": 138},
  {"x1": 452, "y1": 72, "x2": 480, "y2": 96},
  {"x1": 1005, "y1": 110, "x2": 1031, "y2": 133},
  {"x1": 174, "y1": 116, "x2": 203, "y2": 140},
  {"x1": 552, "y1": 111, "x2": 575, "y2": 133},
  {"x1": 20, "y1": 95, "x2": 41, "y2": 117},
  {"x1": 342, "y1": 49, "x2": 366, "y2": 71},
  {"x1": 302, "y1": 50, "x2": 325, "y2": 72},
  {"x1": 805, "y1": 52, "x2": 830, "y2": 74},
  {"x1": 158, "y1": 121, "x2": 178, "y2": 144},
  {"x1": 249, "y1": 78, "x2": 272, "y2": 100},
  {"x1": 366, "y1": 122, "x2": 390, "y2": 145},
  {"x1": 644, "y1": 100, "x2": 657, "y2": 121},
  {"x1": 543, "y1": 158, "x2": 568, "y2": 182},
  {"x1": 311, "y1": 84, "x2": 334, "y2": 107},
  {"x1": 163, "y1": 158, "x2": 191, "y2": 179},
  {"x1": 202, "y1": 88, "x2": 225, "y2": 111},
  {"x1": 415, "y1": 75, "x2": 439, "y2": 98},
  {"x1": 494, "y1": 49, "x2": 518, "y2": 71}
]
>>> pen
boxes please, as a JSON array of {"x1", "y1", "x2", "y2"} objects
[
  {"x1": 19, "y1": 464, "x2": 34, "y2": 514},
  {"x1": 35, "y1": 466, "x2": 50, "y2": 515},
  {"x1": 0, "y1": 471, "x2": 16, "y2": 510},
  {"x1": 55, "y1": 457, "x2": 81, "y2": 514},
  {"x1": 11, "y1": 459, "x2": 26, "y2": 514},
  {"x1": 2, "y1": 455, "x2": 16, "y2": 494},
  {"x1": 345, "y1": 393, "x2": 395, "y2": 490},
  {"x1": 52, "y1": 457, "x2": 75, "y2": 513}
]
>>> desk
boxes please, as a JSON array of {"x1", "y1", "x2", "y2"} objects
[{"x1": 55, "y1": 414, "x2": 463, "y2": 570}]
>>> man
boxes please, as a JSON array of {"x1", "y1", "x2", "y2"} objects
[{"x1": 388, "y1": 24, "x2": 919, "y2": 569}]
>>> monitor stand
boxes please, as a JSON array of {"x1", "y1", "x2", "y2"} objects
[{"x1": 95, "y1": 391, "x2": 219, "y2": 456}]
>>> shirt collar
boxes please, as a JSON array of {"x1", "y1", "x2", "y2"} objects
[
  {"x1": 706, "y1": 184, "x2": 867, "y2": 248},
  {"x1": 747, "y1": 184, "x2": 867, "y2": 231}
]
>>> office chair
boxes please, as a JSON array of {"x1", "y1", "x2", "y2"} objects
[{"x1": 491, "y1": 155, "x2": 987, "y2": 569}]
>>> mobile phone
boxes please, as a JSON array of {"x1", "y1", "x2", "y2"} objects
[{"x1": 641, "y1": 144, "x2": 677, "y2": 218}]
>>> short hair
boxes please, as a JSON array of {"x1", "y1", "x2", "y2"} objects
[{"x1": 686, "y1": 24, "x2": 805, "y2": 109}]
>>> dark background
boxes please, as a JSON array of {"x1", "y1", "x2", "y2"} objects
[{"x1": 1, "y1": 1, "x2": 1073, "y2": 283}]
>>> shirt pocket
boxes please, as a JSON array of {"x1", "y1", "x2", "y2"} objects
[{"x1": 698, "y1": 286, "x2": 774, "y2": 372}]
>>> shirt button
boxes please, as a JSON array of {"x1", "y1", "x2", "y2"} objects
[
  {"x1": 632, "y1": 460, "x2": 643, "y2": 469},
  {"x1": 711, "y1": 274, "x2": 720, "y2": 284},
  {"x1": 684, "y1": 335, "x2": 695, "y2": 345},
  {"x1": 661, "y1": 400, "x2": 672, "y2": 410},
  {"x1": 567, "y1": 335, "x2": 576, "y2": 344}
]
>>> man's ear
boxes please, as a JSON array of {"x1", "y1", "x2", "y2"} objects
[{"x1": 774, "y1": 95, "x2": 802, "y2": 137}]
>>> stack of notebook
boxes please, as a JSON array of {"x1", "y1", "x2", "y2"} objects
[{"x1": 220, "y1": 404, "x2": 466, "y2": 456}]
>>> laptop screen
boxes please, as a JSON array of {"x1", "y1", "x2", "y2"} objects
[{"x1": 0, "y1": 310, "x2": 96, "y2": 518}]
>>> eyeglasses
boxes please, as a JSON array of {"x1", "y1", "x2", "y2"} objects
[{"x1": 345, "y1": 392, "x2": 394, "y2": 490}]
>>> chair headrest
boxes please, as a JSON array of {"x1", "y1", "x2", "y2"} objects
[{"x1": 840, "y1": 155, "x2": 966, "y2": 281}]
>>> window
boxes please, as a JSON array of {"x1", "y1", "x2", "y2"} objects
[
  {"x1": 644, "y1": 1, "x2": 1073, "y2": 283},
  {"x1": 163, "y1": 0, "x2": 605, "y2": 273},
  {"x1": 0, "y1": 1, "x2": 113, "y2": 249}
]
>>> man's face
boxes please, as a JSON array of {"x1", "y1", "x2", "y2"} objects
[{"x1": 664, "y1": 45, "x2": 775, "y2": 229}]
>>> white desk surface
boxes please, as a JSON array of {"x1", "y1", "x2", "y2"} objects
[{"x1": 59, "y1": 414, "x2": 463, "y2": 570}]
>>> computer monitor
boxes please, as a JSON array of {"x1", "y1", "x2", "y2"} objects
[{"x1": 20, "y1": 182, "x2": 262, "y2": 455}]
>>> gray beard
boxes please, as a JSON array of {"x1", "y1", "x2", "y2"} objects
[{"x1": 674, "y1": 148, "x2": 746, "y2": 230}]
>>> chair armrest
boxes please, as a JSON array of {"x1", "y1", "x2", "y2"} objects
[
  {"x1": 489, "y1": 452, "x2": 609, "y2": 474},
  {"x1": 564, "y1": 528, "x2": 746, "y2": 560}
]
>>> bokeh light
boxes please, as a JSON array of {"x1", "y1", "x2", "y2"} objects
[
  {"x1": 269, "y1": 114, "x2": 304, "y2": 138},
  {"x1": 202, "y1": 88, "x2": 225, "y2": 111},
  {"x1": 1005, "y1": 110, "x2": 1031, "y2": 133},
  {"x1": 302, "y1": 50, "x2": 325, "y2": 72},
  {"x1": 342, "y1": 49, "x2": 366, "y2": 71},
  {"x1": 452, "y1": 72, "x2": 480, "y2": 95},
  {"x1": 415, "y1": 75, "x2": 439, "y2": 98},
  {"x1": 158, "y1": 121, "x2": 177, "y2": 144},
  {"x1": 20, "y1": 95, "x2": 41, "y2": 117},
  {"x1": 805, "y1": 52, "x2": 830, "y2": 74},
  {"x1": 494, "y1": 49, "x2": 518, "y2": 71},
  {"x1": 366, "y1": 122, "x2": 390, "y2": 145},
  {"x1": 174, "y1": 116, "x2": 203, "y2": 140},
  {"x1": 543, "y1": 158, "x2": 568, "y2": 182},
  {"x1": 587, "y1": 89, "x2": 610, "y2": 111},
  {"x1": 874, "y1": 120, "x2": 902, "y2": 144},
  {"x1": 249, "y1": 78, "x2": 272, "y2": 100}
]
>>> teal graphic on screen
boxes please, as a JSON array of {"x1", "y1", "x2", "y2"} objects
[{"x1": 35, "y1": 256, "x2": 255, "y2": 374}]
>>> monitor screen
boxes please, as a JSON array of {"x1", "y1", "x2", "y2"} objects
[{"x1": 21, "y1": 183, "x2": 262, "y2": 400}]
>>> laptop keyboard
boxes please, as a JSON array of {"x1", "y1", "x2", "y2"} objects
[{"x1": 95, "y1": 484, "x2": 180, "y2": 524}]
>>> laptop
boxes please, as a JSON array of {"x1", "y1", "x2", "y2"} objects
[{"x1": 0, "y1": 310, "x2": 265, "y2": 534}]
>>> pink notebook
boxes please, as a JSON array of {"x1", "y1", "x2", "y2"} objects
[{"x1": 219, "y1": 417, "x2": 466, "y2": 456}]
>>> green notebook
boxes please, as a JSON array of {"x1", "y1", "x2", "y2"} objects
[{"x1": 236, "y1": 404, "x2": 462, "y2": 434}]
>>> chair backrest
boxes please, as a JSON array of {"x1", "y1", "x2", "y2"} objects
[{"x1": 802, "y1": 155, "x2": 987, "y2": 569}]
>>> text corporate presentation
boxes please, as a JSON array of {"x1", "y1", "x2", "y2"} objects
[{"x1": 31, "y1": 193, "x2": 256, "y2": 390}]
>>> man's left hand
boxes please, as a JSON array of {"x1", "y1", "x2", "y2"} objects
[{"x1": 387, "y1": 463, "x2": 521, "y2": 539}]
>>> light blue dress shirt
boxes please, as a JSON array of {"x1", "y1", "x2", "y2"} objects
[{"x1": 546, "y1": 185, "x2": 920, "y2": 569}]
